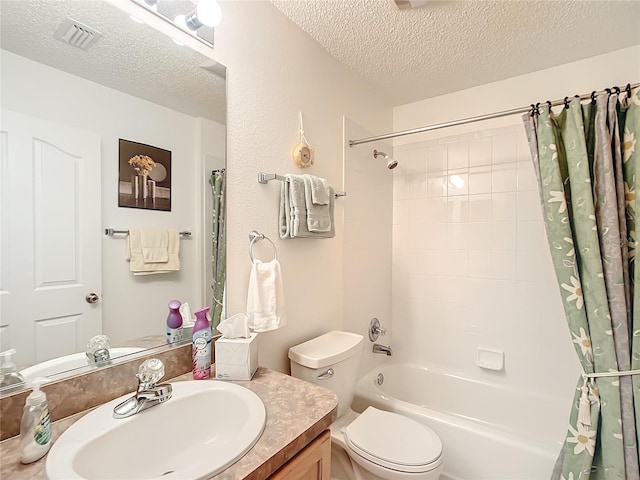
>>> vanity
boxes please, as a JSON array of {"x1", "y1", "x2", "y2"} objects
[{"x1": 0, "y1": 366, "x2": 337, "y2": 480}]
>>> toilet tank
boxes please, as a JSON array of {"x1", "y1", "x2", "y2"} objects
[{"x1": 288, "y1": 331, "x2": 363, "y2": 418}]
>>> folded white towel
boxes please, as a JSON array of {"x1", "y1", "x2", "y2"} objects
[
  {"x1": 246, "y1": 259, "x2": 286, "y2": 332},
  {"x1": 278, "y1": 175, "x2": 335, "y2": 239},
  {"x1": 302, "y1": 175, "x2": 331, "y2": 232},
  {"x1": 303, "y1": 174, "x2": 330, "y2": 205},
  {"x1": 279, "y1": 179, "x2": 291, "y2": 239},
  {"x1": 128, "y1": 229, "x2": 180, "y2": 275},
  {"x1": 140, "y1": 229, "x2": 169, "y2": 263}
]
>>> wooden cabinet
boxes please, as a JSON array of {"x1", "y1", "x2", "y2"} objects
[{"x1": 269, "y1": 430, "x2": 331, "y2": 480}]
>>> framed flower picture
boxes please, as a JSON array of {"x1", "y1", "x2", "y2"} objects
[{"x1": 118, "y1": 139, "x2": 172, "y2": 211}]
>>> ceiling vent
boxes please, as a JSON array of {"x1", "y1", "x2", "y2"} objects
[{"x1": 53, "y1": 18, "x2": 102, "y2": 50}]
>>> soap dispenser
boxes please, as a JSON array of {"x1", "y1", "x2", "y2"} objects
[
  {"x1": 166, "y1": 299, "x2": 184, "y2": 343},
  {"x1": 192, "y1": 307, "x2": 212, "y2": 380},
  {"x1": 20, "y1": 377, "x2": 52, "y2": 464},
  {"x1": 0, "y1": 349, "x2": 25, "y2": 391}
]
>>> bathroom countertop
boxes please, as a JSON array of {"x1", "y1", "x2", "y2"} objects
[{"x1": 0, "y1": 367, "x2": 338, "y2": 480}]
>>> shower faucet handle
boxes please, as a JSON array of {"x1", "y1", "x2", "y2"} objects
[{"x1": 369, "y1": 318, "x2": 386, "y2": 342}]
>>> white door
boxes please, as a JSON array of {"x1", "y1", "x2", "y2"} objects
[{"x1": 0, "y1": 110, "x2": 102, "y2": 369}]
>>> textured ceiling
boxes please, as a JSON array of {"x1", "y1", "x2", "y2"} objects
[
  {"x1": 270, "y1": 0, "x2": 640, "y2": 105},
  {"x1": 0, "y1": 0, "x2": 226, "y2": 123}
]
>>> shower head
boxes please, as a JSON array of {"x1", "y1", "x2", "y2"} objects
[{"x1": 373, "y1": 149, "x2": 398, "y2": 169}]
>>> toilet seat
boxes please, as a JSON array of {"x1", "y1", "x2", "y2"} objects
[{"x1": 343, "y1": 407, "x2": 443, "y2": 474}]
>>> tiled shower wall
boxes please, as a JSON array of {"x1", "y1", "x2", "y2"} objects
[{"x1": 391, "y1": 124, "x2": 580, "y2": 398}]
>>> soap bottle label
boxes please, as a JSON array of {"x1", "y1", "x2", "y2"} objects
[
  {"x1": 34, "y1": 408, "x2": 51, "y2": 446},
  {"x1": 192, "y1": 329, "x2": 211, "y2": 380},
  {"x1": 166, "y1": 326, "x2": 184, "y2": 343}
]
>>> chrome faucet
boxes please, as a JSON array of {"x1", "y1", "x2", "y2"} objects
[
  {"x1": 373, "y1": 343, "x2": 392, "y2": 356},
  {"x1": 113, "y1": 359, "x2": 172, "y2": 419}
]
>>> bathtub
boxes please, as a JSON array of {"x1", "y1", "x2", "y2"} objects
[{"x1": 352, "y1": 363, "x2": 569, "y2": 480}]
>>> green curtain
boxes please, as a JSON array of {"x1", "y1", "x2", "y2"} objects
[
  {"x1": 209, "y1": 169, "x2": 226, "y2": 330},
  {"x1": 523, "y1": 88, "x2": 640, "y2": 480}
]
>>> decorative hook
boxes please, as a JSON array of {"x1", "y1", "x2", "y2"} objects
[
  {"x1": 563, "y1": 96, "x2": 570, "y2": 109},
  {"x1": 613, "y1": 86, "x2": 620, "y2": 96},
  {"x1": 546, "y1": 100, "x2": 552, "y2": 111},
  {"x1": 591, "y1": 91, "x2": 596, "y2": 104},
  {"x1": 626, "y1": 83, "x2": 632, "y2": 98},
  {"x1": 530, "y1": 103, "x2": 537, "y2": 117}
]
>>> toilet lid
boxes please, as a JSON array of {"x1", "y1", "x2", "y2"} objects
[{"x1": 343, "y1": 407, "x2": 442, "y2": 473}]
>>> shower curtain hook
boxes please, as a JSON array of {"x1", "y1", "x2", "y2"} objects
[
  {"x1": 591, "y1": 91, "x2": 596, "y2": 104},
  {"x1": 563, "y1": 97, "x2": 570, "y2": 109},
  {"x1": 613, "y1": 86, "x2": 620, "y2": 96},
  {"x1": 626, "y1": 83, "x2": 632, "y2": 98}
]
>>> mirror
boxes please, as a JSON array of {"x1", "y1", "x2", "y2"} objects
[{"x1": 0, "y1": 0, "x2": 226, "y2": 394}]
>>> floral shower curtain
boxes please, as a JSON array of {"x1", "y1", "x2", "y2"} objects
[
  {"x1": 523, "y1": 87, "x2": 640, "y2": 480},
  {"x1": 210, "y1": 169, "x2": 226, "y2": 330}
]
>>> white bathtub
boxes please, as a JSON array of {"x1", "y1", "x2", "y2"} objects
[{"x1": 352, "y1": 363, "x2": 569, "y2": 480}]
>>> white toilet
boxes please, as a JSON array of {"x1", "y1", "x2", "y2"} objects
[{"x1": 289, "y1": 331, "x2": 443, "y2": 480}]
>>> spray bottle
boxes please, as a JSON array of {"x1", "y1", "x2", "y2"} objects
[
  {"x1": 20, "y1": 377, "x2": 52, "y2": 464},
  {"x1": 192, "y1": 307, "x2": 211, "y2": 380}
]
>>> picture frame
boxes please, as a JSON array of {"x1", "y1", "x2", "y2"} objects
[{"x1": 118, "y1": 139, "x2": 172, "y2": 211}]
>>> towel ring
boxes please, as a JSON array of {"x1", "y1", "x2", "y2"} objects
[{"x1": 249, "y1": 231, "x2": 277, "y2": 264}]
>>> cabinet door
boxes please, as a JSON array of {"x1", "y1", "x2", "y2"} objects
[{"x1": 270, "y1": 430, "x2": 331, "y2": 480}]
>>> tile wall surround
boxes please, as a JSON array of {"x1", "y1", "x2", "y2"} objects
[
  {"x1": 391, "y1": 124, "x2": 580, "y2": 397},
  {"x1": 0, "y1": 342, "x2": 194, "y2": 441}
]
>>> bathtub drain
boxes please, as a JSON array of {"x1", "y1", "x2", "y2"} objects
[{"x1": 376, "y1": 373, "x2": 384, "y2": 386}]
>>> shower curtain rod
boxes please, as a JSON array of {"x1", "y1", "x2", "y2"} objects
[{"x1": 348, "y1": 82, "x2": 640, "y2": 147}]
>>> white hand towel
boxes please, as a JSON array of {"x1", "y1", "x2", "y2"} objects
[
  {"x1": 246, "y1": 259, "x2": 286, "y2": 332},
  {"x1": 140, "y1": 229, "x2": 169, "y2": 263},
  {"x1": 302, "y1": 174, "x2": 330, "y2": 205},
  {"x1": 128, "y1": 229, "x2": 181, "y2": 275}
]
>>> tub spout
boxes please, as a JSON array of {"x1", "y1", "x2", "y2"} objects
[{"x1": 373, "y1": 343, "x2": 392, "y2": 356}]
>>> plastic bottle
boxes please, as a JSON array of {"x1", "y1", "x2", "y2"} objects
[
  {"x1": 0, "y1": 349, "x2": 25, "y2": 391},
  {"x1": 166, "y1": 299, "x2": 183, "y2": 344},
  {"x1": 192, "y1": 307, "x2": 211, "y2": 380},
  {"x1": 20, "y1": 378, "x2": 52, "y2": 464}
]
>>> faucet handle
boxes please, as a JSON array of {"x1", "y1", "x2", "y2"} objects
[
  {"x1": 369, "y1": 318, "x2": 386, "y2": 341},
  {"x1": 136, "y1": 359, "x2": 165, "y2": 388},
  {"x1": 86, "y1": 335, "x2": 111, "y2": 363}
]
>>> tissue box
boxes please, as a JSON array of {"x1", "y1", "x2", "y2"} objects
[{"x1": 214, "y1": 333, "x2": 259, "y2": 380}]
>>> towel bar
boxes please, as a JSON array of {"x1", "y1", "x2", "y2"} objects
[
  {"x1": 105, "y1": 228, "x2": 192, "y2": 237},
  {"x1": 258, "y1": 172, "x2": 346, "y2": 198}
]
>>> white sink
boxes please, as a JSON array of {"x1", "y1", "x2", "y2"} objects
[
  {"x1": 46, "y1": 380, "x2": 266, "y2": 480},
  {"x1": 20, "y1": 347, "x2": 146, "y2": 381}
]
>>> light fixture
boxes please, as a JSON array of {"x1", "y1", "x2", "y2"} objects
[
  {"x1": 130, "y1": 0, "x2": 217, "y2": 48},
  {"x1": 184, "y1": 0, "x2": 222, "y2": 30}
]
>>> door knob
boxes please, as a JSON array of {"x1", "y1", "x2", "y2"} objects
[{"x1": 85, "y1": 293, "x2": 100, "y2": 304}]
